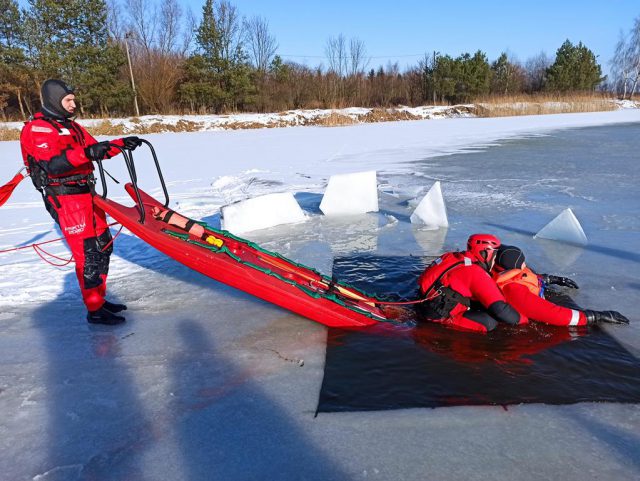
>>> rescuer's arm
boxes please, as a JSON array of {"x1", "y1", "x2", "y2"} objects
[{"x1": 470, "y1": 266, "x2": 526, "y2": 325}]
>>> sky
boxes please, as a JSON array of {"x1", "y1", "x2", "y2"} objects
[{"x1": 182, "y1": 0, "x2": 638, "y2": 72}]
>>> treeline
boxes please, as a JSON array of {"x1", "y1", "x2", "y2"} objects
[{"x1": 0, "y1": 0, "x2": 638, "y2": 120}]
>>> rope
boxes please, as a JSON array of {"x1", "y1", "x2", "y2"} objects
[
  {"x1": 0, "y1": 221, "x2": 122, "y2": 266},
  {"x1": 374, "y1": 298, "x2": 428, "y2": 306},
  {"x1": 100, "y1": 224, "x2": 124, "y2": 253},
  {"x1": 0, "y1": 235, "x2": 70, "y2": 255},
  {"x1": 32, "y1": 243, "x2": 74, "y2": 267}
]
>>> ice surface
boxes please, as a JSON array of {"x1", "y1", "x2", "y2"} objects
[
  {"x1": 220, "y1": 192, "x2": 306, "y2": 234},
  {"x1": 1, "y1": 110, "x2": 640, "y2": 481},
  {"x1": 410, "y1": 181, "x2": 449, "y2": 227},
  {"x1": 319, "y1": 171, "x2": 378, "y2": 216},
  {"x1": 534, "y1": 208, "x2": 588, "y2": 246}
]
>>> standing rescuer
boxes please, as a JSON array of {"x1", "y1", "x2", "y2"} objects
[
  {"x1": 20, "y1": 79, "x2": 143, "y2": 325},
  {"x1": 417, "y1": 234, "x2": 526, "y2": 333}
]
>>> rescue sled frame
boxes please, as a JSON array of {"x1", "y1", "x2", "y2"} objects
[{"x1": 95, "y1": 140, "x2": 170, "y2": 223}]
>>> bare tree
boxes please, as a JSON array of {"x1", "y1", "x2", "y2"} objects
[
  {"x1": 524, "y1": 51, "x2": 551, "y2": 92},
  {"x1": 157, "y1": 0, "x2": 182, "y2": 55},
  {"x1": 611, "y1": 31, "x2": 633, "y2": 98},
  {"x1": 348, "y1": 37, "x2": 369, "y2": 76},
  {"x1": 325, "y1": 34, "x2": 347, "y2": 76},
  {"x1": 628, "y1": 17, "x2": 640, "y2": 98},
  {"x1": 126, "y1": 0, "x2": 158, "y2": 53},
  {"x1": 122, "y1": 0, "x2": 190, "y2": 114},
  {"x1": 106, "y1": 0, "x2": 124, "y2": 40},
  {"x1": 244, "y1": 15, "x2": 277, "y2": 73},
  {"x1": 181, "y1": 7, "x2": 197, "y2": 55},
  {"x1": 215, "y1": 0, "x2": 244, "y2": 62}
]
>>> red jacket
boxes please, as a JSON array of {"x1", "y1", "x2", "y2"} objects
[
  {"x1": 20, "y1": 112, "x2": 123, "y2": 186},
  {"x1": 419, "y1": 251, "x2": 506, "y2": 317}
]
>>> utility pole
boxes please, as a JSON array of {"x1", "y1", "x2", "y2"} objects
[
  {"x1": 433, "y1": 51, "x2": 437, "y2": 105},
  {"x1": 124, "y1": 32, "x2": 140, "y2": 117}
]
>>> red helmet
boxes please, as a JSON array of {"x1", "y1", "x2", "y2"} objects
[{"x1": 466, "y1": 233, "x2": 501, "y2": 268}]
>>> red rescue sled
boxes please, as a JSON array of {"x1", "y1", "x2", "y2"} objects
[{"x1": 93, "y1": 142, "x2": 396, "y2": 327}]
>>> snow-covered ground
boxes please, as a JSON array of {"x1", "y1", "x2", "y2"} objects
[
  {"x1": 1, "y1": 99, "x2": 638, "y2": 135},
  {"x1": 1, "y1": 109, "x2": 639, "y2": 480}
]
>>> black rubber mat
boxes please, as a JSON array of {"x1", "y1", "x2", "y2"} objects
[{"x1": 318, "y1": 255, "x2": 640, "y2": 412}]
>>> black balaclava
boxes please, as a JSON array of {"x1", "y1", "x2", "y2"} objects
[
  {"x1": 496, "y1": 245, "x2": 525, "y2": 270},
  {"x1": 41, "y1": 79, "x2": 75, "y2": 119}
]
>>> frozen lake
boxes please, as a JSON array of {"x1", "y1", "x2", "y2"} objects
[{"x1": 0, "y1": 112, "x2": 639, "y2": 480}]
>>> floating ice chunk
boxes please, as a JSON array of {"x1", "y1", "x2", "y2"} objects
[
  {"x1": 320, "y1": 171, "x2": 378, "y2": 216},
  {"x1": 410, "y1": 181, "x2": 448, "y2": 228},
  {"x1": 534, "y1": 208, "x2": 588, "y2": 246},
  {"x1": 221, "y1": 192, "x2": 306, "y2": 234}
]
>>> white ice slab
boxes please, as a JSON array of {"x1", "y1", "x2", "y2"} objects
[
  {"x1": 221, "y1": 192, "x2": 306, "y2": 234},
  {"x1": 319, "y1": 171, "x2": 378, "y2": 216},
  {"x1": 410, "y1": 181, "x2": 449, "y2": 227},
  {"x1": 534, "y1": 208, "x2": 588, "y2": 246}
]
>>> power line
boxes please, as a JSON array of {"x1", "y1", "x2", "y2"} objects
[{"x1": 278, "y1": 53, "x2": 428, "y2": 59}]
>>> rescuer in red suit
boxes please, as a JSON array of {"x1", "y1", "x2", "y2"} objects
[
  {"x1": 417, "y1": 234, "x2": 526, "y2": 333},
  {"x1": 492, "y1": 245, "x2": 629, "y2": 326},
  {"x1": 20, "y1": 79, "x2": 142, "y2": 325}
]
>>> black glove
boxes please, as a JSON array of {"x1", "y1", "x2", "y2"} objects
[
  {"x1": 122, "y1": 136, "x2": 142, "y2": 150},
  {"x1": 584, "y1": 310, "x2": 630, "y2": 325},
  {"x1": 541, "y1": 274, "x2": 579, "y2": 289},
  {"x1": 85, "y1": 141, "x2": 111, "y2": 161}
]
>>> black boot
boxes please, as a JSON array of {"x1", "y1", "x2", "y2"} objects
[
  {"x1": 87, "y1": 306, "x2": 126, "y2": 325},
  {"x1": 584, "y1": 310, "x2": 630, "y2": 325},
  {"x1": 103, "y1": 300, "x2": 127, "y2": 313}
]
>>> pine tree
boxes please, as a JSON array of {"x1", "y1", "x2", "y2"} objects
[
  {"x1": 546, "y1": 40, "x2": 604, "y2": 92},
  {"x1": 0, "y1": 0, "x2": 31, "y2": 118},
  {"x1": 491, "y1": 52, "x2": 524, "y2": 95},
  {"x1": 181, "y1": 0, "x2": 254, "y2": 113},
  {"x1": 23, "y1": 0, "x2": 129, "y2": 116}
]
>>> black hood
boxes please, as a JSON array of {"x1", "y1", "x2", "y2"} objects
[
  {"x1": 496, "y1": 245, "x2": 525, "y2": 270},
  {"x1": 41, "y1": 79, "x2": 75, "y2": 119}
]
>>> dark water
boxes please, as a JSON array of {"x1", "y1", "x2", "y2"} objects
[{"x1": 318, "y1": 255, "x2": 640, "y2": 412}]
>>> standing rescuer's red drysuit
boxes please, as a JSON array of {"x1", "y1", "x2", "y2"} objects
[
  {"x1": 417, "y1": 234, "x2": 526, "y2": 333},
  {"x1": 20, "y1": 79, "x2": 143, "y2": 325},
  {"x1": 491, "y1": 245, "x2": 630, "y2": 326}
]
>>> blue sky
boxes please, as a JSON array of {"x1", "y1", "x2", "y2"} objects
[
  {"x1": 184, "y1": 0, "x2": 638, "y2": 71},
  {"x1": 14, "y1": 0, "x2": 637, "y2": 71}
]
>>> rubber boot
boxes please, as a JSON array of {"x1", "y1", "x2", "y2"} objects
[
  {"x1": 584, "y1": 310, "x2": 630, "y2": 325},
  {"x1": 103, "y1": 300, "x2": 127, "y2": 313},
  {"x1": 87, "y1": 306, "x2": 126, "y2": 325}
]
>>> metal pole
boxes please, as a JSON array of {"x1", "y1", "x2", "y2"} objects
[
  {"x1": 433, "y1": 51, "x2": 437, "y2": 105},
  {"x1": 124, "y1": 33, "x2": 140, "y2": 117}
]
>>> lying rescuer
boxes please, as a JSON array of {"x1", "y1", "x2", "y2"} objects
[
  {"x1": 417, "y1": 234, "x2": 526, "y2": 333},
  {"x1": 20, "y1": 79, "x2": 143, "y2": 325},
  {"x1": 491, "y1": 244, "x2": 630, "y2": 326}
]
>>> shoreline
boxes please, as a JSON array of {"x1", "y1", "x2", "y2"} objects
[{"x1": 1, "y1": 100, "x2": 638, "y2": 141}]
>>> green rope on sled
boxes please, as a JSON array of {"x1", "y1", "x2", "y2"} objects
[{"x1": 162, "y1": 229, "x2": 386, "y2": 320}]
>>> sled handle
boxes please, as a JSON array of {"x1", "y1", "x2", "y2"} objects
[
  {"x1": 139, "y1": 139, "x2": 170, "y2": 209},
  {"x1": 95, "y1": 158, "x2": 108, "y2": 199},
  {"x1": 101, "y1": 144, "x2": 146, "y2": 223}
]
